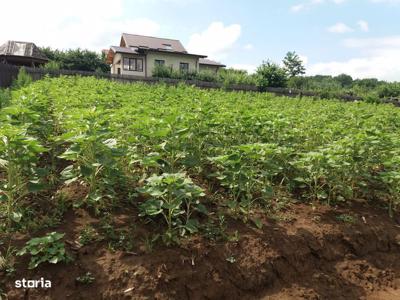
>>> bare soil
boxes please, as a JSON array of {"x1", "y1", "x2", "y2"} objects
[{"x1": 2, "y1": 199, "x2": 400, "y2": 300}]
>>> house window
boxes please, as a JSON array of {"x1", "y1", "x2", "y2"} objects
[
  {"x1": 123, "y1": 57, "x2": 143, "y2": 72},
  {"x1": 162, "y1": 44, "x2": 172, "y2": 50},
  {"x1": 180, "y1": 62, "x2": 189, "y2": 72},
  {"x1": 155, "y1": 59, "x2": 165, "y2": 66}
]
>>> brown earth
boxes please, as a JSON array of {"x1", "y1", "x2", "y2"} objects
[{"x1": 2, "y1": 199, "x2": 400, "y2": 300}]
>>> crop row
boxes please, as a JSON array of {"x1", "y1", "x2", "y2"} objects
[{"x1": 1, "y1": 76, "x2": 400, "y2": 243}]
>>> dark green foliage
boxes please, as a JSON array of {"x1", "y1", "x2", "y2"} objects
[
  {"x1": 12, "y1": 67, "x2": 32, "y2": 89},
  {"x1": 39, "y1": 47, "x2": 110, "y2": 73},
  {"x1": 334, "y1": 74, "x2": 353, "y2": 88},
  {"x1": 42, "y1": 61, "x2": 61, "y2": 71},
  {"x1": 0, "y1": 89, "x2": 11, "y2": 109},
  {"x1": 218, "y1": 68, "x2": 257, "y2": 85},
  {"x1": 377, "y1": 82, "x2": 400, "y2": 98},
  {"x1": 17, "y1": 232, "x2": 70, "y2": 269},
  {"x1": 283, "y1": 51, "x2": 306, "y2": 77},
  {"x1": 152, "y1": 65, "x2": 257, "y2": 85},
  {"x1": 256, "y1": 61, "x2": 288, "y2": 89}
]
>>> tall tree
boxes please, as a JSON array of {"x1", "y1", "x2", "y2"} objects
[{"x1": 283, "y1": 51, "x2": 306, "y2": 77}]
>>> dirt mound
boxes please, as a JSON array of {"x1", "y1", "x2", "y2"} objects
[{"x1": 2, "y1": 202, "x2": 400, "y2": 300}]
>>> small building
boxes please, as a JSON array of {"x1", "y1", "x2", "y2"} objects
[
  {"x1": 199, "y1": 58, "x2": 226, "y2": 73},
  {"x1": 106, "y1": 33, "x2": 225, "y2": 77},
  {"x1": 0, "y1": 41, "x2": 48, "y2": 67}
]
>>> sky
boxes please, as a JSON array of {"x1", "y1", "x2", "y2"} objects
[{"x1": 1, "y1": 0, "x2": 399, "y2": 81}]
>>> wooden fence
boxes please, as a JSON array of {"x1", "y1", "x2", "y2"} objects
[{"x1": 1, "y1": 63, "x2": 399, "y2": 106}]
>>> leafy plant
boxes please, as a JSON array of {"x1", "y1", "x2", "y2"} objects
[
  {"x1": 0, "y1": 89, "x2": 11, "y2": 109},
  {"x1": 336, "y1": 214, "x2": 357, "y2": 224},
  {"x1": 256, "y1": 60, "x2": 288, "y2": 89},
  {"x1": 17, "y1": 232, "x2": 70, "y2": 269},
  {"x1": 77, "y1": 225, "x2": 102, "y2": 246},
  {"x1": 76, "y1": 272, "x2": 95, "y2": 284},
  {"x1": 12, "y1": 67, "x2": 32, "y2": 89},
  {"x1": 0, "y1": 123, "x2": 46, "y2": 231},
  {"x1": 138, "y1": 173, "x2": 206, "y2": 244}
]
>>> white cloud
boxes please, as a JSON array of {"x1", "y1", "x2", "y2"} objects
[
  {"x1": 186, "y1": 22, "x2": 241, "y2": 60},
  {"x1": 244, "y1": 44, "x2": 254, "y2": 50},
  {"x1": 343, "y1": 36, "x2": 400, "y2": 48},
  {"x1": 291, "y1": 0, "x2": 346, "y2": 12},
  {"x1": 291, "y1": 4, "x2": 307, "y2": 12},
  {"x1": 327, "y1": 22, "x2": 354, "y2": 33},
  {"x1": 299, "y1": 55, "x2": 309, "y2": 66},
  {"x1": 370, "y1": 0, "x2": 400, "y2": 3},
  {"x1": 0, "y1": 0, "x2": 160, "y2": 51},
  {"x1": 357, "y1": 20, "x2": 369, "y2": 32},
  {"x1": 308, "y1": 36, "x2": 400, "y2": 81},
  {"x1": 230, "y1": 64, "x2": 257, "y2": 74}
]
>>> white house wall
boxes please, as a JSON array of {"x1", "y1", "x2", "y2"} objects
[
  {"x1": 146, "y1": 52, "x2": 199, "y2": 76},
  {"x1": 111, "y1": 51, "x2": 201, "y2": 77},
  {"x1": 199, "y1": 64, "x2": 220, "y2": 73},
  {"x1": 112, "y1": 53, "x2": 146, "y2": 77}
]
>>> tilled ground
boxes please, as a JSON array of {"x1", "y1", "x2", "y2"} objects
[{"x1": 2, "y1": 201, "x2": 400, "y2": 300}]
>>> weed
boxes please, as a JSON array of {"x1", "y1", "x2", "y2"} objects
[
  {"x1": 76, "y1": 272, "x2": 95, "y2": 284},
  {"x1": 17, "y1": 232, "x2": 71, "y2": 269},
  {"x1": 78, "y1": 226, "x2": 102, "y2": 246},
  {"x1": 336, "y1": 214, "x2": 357, "y2": 224}
]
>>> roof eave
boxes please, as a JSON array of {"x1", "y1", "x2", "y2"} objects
[
  {"x1": 200, "y1": 63, "x2": 226, "y2": 67},
  {"x1": 0, "y1": 55, "x2": 48, "y2": 63},
  {"x1": 141, "y1": 48, "x2": 207, "y2": 58}
]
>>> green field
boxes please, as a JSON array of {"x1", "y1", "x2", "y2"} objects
[{"x1": 1, "y1": 76, "x2": 400, "y2": 243}]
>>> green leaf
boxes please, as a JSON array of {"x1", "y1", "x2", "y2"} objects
[
  {"x1": 27, "y1": 180, "x2": 45, "y2": 192},
  {"x1": 252, "y1": 218, "x2": 263, "y2": 229}
]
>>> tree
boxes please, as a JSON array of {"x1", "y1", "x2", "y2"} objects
[
  {"x1": 334, "y1": 73, "x2": 353, "y2": 88},
  {"x1": 256, "y1": 61, "x2": 288, "y2": 90},
  {"x1": 283, "y1": 51, "x2": 306, "y2": 77},
  {"x1": 39, "y1": 47, "x2": 110, "y2": 73}
]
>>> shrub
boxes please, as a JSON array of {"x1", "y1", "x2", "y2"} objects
[
  {"x1": 152, "y1": 64, "x2": 174, "y2": 78},
  {"x1": 196, "y1": 70, "x2": 218, "y2": 82},
  {"x1": 40, "y1": 47, "x2": 110, "y2": 73},
  {"x1": 218, "y1": 68, "x2": 257, "y2": 86},
  {"x1": 42, "y1": 61, "x2": 61, "y2": 71},
  {"x1": 12, "y1": 67, "x2": 32, "y2": 89},
  {"x1": 377, "y1": 83, "x2": 400, "y2": 99},
  {"x1": 256, "y1": 61, "x2": 288, "y2": 90},
  {"x1": 0, "y1": 88, "x2": 11, "y2": 109}
]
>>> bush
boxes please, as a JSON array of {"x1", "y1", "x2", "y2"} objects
[
  {"x1": 377, "y1": 83, "x2": 400, "y2": 99},
  {"x1": 12, "y1": 67, "x2": 32, "y2": 89},
  {"x1": 218, "y1": 68, "x2": 257, "y2": 86},
  {"x1": 152, "y1": 65, "x2": 257, "y2": 86},
  {"x1": 196, "y1": 70, "x2": 218, "y2": 82},
  {"x1": 288, "y1": 76, "x2": 309, "y2": 90},
  {"x1": 0, "y1": 88, "x2": 11, "y2": 109},
  {"x1": 39, "y1": 47, "x2": 110, "y2": 73},
  {"x1": 256, "y1": 61, "x2": 288, "y2": 90},
  {"x1": 152, "y1": 65, "x2": 174, "y2": 78},
  {"x1": 42, "y1": 61, "x2": 61, "y2": 71}
]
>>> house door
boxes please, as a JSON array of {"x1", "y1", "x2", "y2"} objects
[{"x1": 117, "y1": 68, "x2": 121, "y2": 75}]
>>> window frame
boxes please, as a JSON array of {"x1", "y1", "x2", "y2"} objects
[
  {"x1": 179, "y1": 62, "x2": 189, "y2": 72},
  {"x1": 155, "y1": 59, "x2": 166, "y2": 66},
  {"x1": 123, "y1": 57, "x2": 143, "y2": 72}
]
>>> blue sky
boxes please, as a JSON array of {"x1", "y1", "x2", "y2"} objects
[{"x1": 1, "y1": 0, "x2": 399, "y2": 80}]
